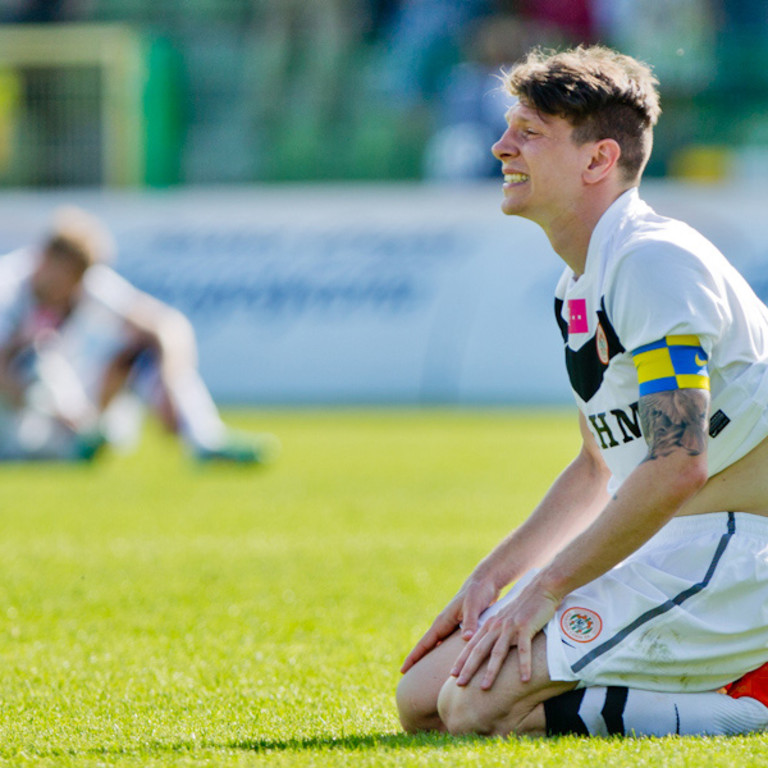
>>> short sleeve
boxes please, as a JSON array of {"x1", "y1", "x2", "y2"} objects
[
  {"x1": 603, "y1": 242, "x2": 729, "y2": 360},
  {"x1": 83, "y1": 264, "x2": 142, "y2": 318}
]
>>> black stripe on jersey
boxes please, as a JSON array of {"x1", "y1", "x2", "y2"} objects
[
  {"x1": 553, "y1": 297, "x2": 625, "y2": 403},
  {"x1": 555, "y1": 297, "x2": 569, "y2": 342}
]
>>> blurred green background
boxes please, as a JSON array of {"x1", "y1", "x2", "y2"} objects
[{"x1": 0, "y1": 0, "x2": 764, "y2": 188}]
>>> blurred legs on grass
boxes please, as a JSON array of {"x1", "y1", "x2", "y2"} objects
[
  {"x1": 99, "y1": 389, "x2": 280, "y2": 466},
  {"x1": 102, "y1": 351, "x2": 280, "y2": 465},
  {"x1": 0, "y1": 345, "x2": 279, "y2": 465}
]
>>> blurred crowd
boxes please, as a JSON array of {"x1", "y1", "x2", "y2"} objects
[{"x1": 0, "y1": 0, "x2": 765, "y2": 183}]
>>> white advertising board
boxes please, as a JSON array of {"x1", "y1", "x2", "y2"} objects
[{"x1": 0, "y1": 181, "x2": 766, "y2": 404}]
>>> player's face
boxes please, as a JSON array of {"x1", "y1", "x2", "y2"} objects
[
  {"x1": 491, "y1": 102, "x2": 593, "y2": 224},
  {"x1": 32, "y1": 251, "x2": 86, "y2": 310}
]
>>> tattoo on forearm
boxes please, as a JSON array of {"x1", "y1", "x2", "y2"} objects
[{"x1": 639, "y1": 389, "x2": 709, "y2": 461}]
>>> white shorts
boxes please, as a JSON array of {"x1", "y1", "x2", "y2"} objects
[{"x1": 482, "y1": 512, "x2": 768, "y2": 692}]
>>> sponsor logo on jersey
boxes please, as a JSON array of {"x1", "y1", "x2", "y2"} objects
[
  {"x1": 561, "y1": 607, "x2": 603, "y2": 643},
  {"x1": 588, "y1": 402, "x2": 642, "y2": 448},
  {"x1": 567, "y1": 299, "x2": 589, "y2": 334}
]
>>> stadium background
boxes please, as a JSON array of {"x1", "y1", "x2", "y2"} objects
[{"x1": 0, "y1": 0, "x2": 766, "y2": 406}]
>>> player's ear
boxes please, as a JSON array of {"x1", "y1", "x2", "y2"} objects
[{"x1": 583, "y1": 138, "x2": 621, "y2": 184}]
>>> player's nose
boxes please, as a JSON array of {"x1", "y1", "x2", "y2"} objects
[{"x1": 492, "y1": 127, "x2": 519, "y2": 161}]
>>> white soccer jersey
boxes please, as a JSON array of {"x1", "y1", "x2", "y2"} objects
[
  {"x1": 0, "y1": 249, "x2": 142, "y2": 400},
  {"x1": 554, "y1": 188, "x2": 768, "y2": 490}
]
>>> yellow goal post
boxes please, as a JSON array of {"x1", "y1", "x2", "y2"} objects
[{"x1": 0, "y1": 23, "x2": 145, "y2": 186}]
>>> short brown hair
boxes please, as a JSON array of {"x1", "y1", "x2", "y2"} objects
[
  {"x1": 43, "y1": 206, "x2": 116, "y2": 271},
  {"x1": 503, "y1": 45, "x2": 661, "y2": 182}
]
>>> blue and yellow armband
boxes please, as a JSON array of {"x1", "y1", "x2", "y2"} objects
[{"x1": 632, "y1": 335, "x2": 710, "y2": 396}]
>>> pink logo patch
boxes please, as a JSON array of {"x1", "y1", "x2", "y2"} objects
[{"x1": 568, "y1": 299, "x2": 589, "y2": 334}]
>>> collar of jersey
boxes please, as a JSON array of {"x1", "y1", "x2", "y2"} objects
[{"x1": 582, "y1": 187, "x2": 641, "y2": 282}]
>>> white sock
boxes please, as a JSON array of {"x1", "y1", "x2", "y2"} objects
[
  {"x1": 545, "y1": 686, "x2": 768, "y2": 737},
  {"x1": 132, "y1": 362, "x2": 226, "y2": 451},
  {"x1": 167, "y1": 369, "x2": 227, "y2": 451}
]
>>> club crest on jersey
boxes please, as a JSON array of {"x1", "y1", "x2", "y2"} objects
[
  {"x1": 561, "y1": 607, "x2": 603, "y2": 643},
  {"x1": 595, "y1": 322, "x2": 610, "y2": 365}
]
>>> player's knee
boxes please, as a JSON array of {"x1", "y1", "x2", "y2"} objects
[
  {"x1": 437, "y1": 679, "x2": 496, "y2": 736},
  {"x1": 165, "y1": 307, "x2": 198, "y2": 357},
  {"x1": 396, "y1": 670, "x2": 439, "y2": 733},
  {"x1": 395, "y1": 674, "x2": 420, "y2": 732},
  {"x1": 437, "y1": 677, "x2": 542, "y2": 737}
]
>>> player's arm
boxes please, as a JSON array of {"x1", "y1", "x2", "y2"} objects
[
  {"x1": 122, "y1": 292, "x2": 198, "y2": 374},
  {"x1": 0, "y1": 319, "x2": 38, "y2": 408},
  {"x1": 96, "y1": 293, "x2": 198, "y2": 413},
  {"x1": 555, "y1": 335, "x2": 713, "y2": 576},
  {"x1": 87, "y1": 266, "x2": 198, "y2": 388},
  {"x1": 401, "y1": 411, "x2": 612, "y2": 673},
  {"x1": 0, "y1": 329, "x2": 21, "y2": 401},
  {"x1": 0, "y1": 300, "x2": 32, "y2": 407},
  {"x1": 538, "y1": 386, "x2": 709, "y2": 594},
  {"x1": 471, "y1": 411, "x2": 613, "y2": 586},
  {"x1": 0, "y1": 350, "x2": 25, "y2": 406}
]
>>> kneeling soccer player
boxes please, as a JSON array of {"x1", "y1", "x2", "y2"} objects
[{"x1": 397, "y1": 45, "x2": 768, "y2": 738}]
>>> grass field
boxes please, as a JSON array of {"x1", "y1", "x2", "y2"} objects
[{"x1": 1, "y1": 408, "x2": 767, "y2": 767}]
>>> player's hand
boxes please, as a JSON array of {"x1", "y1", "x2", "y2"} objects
[
  {"x1": 400, "y1": 576, "x2": 499, "y2": 675},
  {"x1": 450, "y1": 581, "x2": 560, "y2": 689}
]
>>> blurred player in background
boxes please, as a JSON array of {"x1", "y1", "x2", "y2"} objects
[
  {"x1": 398, "y1": 45, "x2": 768, "y2": 738},
  {"x1": 0, "y1": 206, "x2": 278, "y2": 464}
]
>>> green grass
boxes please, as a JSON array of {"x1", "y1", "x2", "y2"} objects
[{"x1": 0, "y1": 408, "x2": 765, "y2": 766}]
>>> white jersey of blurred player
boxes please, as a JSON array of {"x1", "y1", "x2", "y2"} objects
[{"x1": 0, "y1": 247, "x2": 273, "y2": 462}]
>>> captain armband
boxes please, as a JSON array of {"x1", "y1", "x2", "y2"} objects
[{"x1": 631, "y1": 335, "x2": 710, "y2": 396}]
